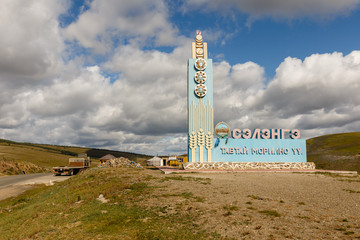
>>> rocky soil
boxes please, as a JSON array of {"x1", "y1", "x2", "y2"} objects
[
  {"x1": 0, "y1": 159, "x2": 45, "y2": 175},
  {"x1": 141, "y1": 169, "x2": 360, "y2": 239},
  {"x1": 100, "y1": 157, "x2": 143, "y2": 168}
]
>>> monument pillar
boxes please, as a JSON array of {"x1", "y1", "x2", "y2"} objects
[{"x1": 188, "y1": 31, "x2": 214, "y2": 162}]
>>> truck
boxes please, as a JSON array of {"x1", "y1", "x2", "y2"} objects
[{"x1": 53, "y1": 154, "x2": 91, "y2": 176}]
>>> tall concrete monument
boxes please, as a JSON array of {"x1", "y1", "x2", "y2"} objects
[
  {"x1": 187, "y1": 31, "x2": 213, "y2": 163},
  {"x1": 186, "y1": 31, "x2": 315, "y2": 170}
]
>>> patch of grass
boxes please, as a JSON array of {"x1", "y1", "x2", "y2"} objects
[
  {"x1": 223, "y1": 205, "x2": 239, "y2": 211},
  {"x1": 343, "y1": 189, "x2": 360, "y2": 194},
  {"x1": 193, "y1": 177, "x2": 211, "y2": 185},
  {"x1": 128, "y1": 182, "x2": 150, "y2": 191},
  {"x1": 338, "y1": 178, "x2": 360, "y2": 183},
  {"x1": 180, "y1": 192, "x2": 194, "y2": 199},
  {"x1": 259, "y1": 210, "x2": 281, "y2": 217},
  {"x1": 160, "y1": 176, "x2": 189, "y2": 182},
  {"x1": 241, "y1": 219, "x2": 252, "y2": 225},
  {"x1": 247, "y1": 207, "x2": 257, "y2": 210},
  {"x1": 159, "y1": 176, "x2": 211, "y2": 185},
  {"x1": 162, "y1": 192, "x2": 205, "y2": 202},
  {"x1": 335, "y1": 227, "x2": 347, "y2": 231},
  {"x1": 144, "y1": 175, "x2": 157, "y2": 181},
  {"x1": 223, "y1": 211, "x2": 232, "y2": 216},
  {"x1": 247, "y1": 195, "x2": 263, "y2": 200}
]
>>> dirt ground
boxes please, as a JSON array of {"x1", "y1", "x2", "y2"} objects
[{"x1": 141, "y1": 169, "x2": 360, "y2": 239}]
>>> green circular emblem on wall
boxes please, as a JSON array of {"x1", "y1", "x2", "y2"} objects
[{"x1": 215, "y1": 122, "x2": 231, "y2": 138}]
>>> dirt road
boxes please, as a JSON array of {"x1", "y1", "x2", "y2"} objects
[{"x1": 0, "y1": 173, "x2": 71, "y2": 201}]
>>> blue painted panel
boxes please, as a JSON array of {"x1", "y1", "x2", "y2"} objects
[{"x1": 211, "y1": 138, "x2": 307, "y2": 162}]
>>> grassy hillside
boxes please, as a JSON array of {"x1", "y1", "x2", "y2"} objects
[
  {"x1": 0, "y1": 139, "x2": 88, "y2": 169},
  {"x1": 0, "y1": 139, "x2": 150, "y2": 175},
  {"x1": 307, "y1": 132, "x2": 360, "y2": 172},
  {"x1": 0, "y1": 168, "x2": 212, "y2": 239}
]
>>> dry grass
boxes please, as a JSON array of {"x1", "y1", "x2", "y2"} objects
[
  {"x1": 0, "y1": 140, "x2": 88, "y2": 170},
  {"x1": 307, "y1": 132, "x2": 360, "y2": 172},
  {"x1": 0, "y1": 168, "x2": 214, "y2": 240},
  {"x1": 0, "y1": 139, "x2": 150, "y2": 175}
]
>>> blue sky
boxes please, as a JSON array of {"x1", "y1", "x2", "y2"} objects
[
  {"x1": 60, "y1": 0, "x2": 360, "y2": 79},
  {"x1": 1, "y1": 0, "x2": 360, "y2": 155}
]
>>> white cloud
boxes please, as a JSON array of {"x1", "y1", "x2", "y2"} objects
[
  {"x1": 253, "y1": 52, "x2": 360, "y2": 117},
  {"x1": 0, "y1": 0, "x2": 68, "y2": 134},
  {"x1": 216, "y1": 51, "x2": 360, "y2": 138},
  {"x1": 64, "y1": 0, "x2": 180, "y2": 53},
  {"x1": 28, "y1": 66, "x2": 110, "y2": 117},
  {"x1": 0, "y1": 0, "x2": 66, "y2": 83},
  {"x1": 212, "y1": 61, "x2": 266, "y2": 125},
  {"x1": 183, "y1": 0, "x2": 360, "y2": 20},
  {"x1": 98, "y1": 44, "x2": 190, "y2": 135}
]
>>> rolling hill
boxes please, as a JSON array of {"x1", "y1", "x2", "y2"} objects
[
  {"x1": 306, "y1": 132, "x2": 360, "y2": 172},
  {"x1": 0, "y1": 139, "x2": 150, "y2": 175}
]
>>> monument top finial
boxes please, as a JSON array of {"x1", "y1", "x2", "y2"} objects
[{"x1": 192, "y1": 30, "x2": 207, "y2": 59}]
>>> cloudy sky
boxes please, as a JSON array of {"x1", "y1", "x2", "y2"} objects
[{"x1": 1, "y1": 0, "x2": 360, "y2": 155}]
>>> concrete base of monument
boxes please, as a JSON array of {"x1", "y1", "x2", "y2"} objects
[
  {"x1": 182, "y1": 162, "x2": 316, "y2": 170},
  {"x1": 157, "y1": 164, "x2": 357, "y2": 175}
]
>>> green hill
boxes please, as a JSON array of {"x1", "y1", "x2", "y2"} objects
[
  {"x1": 307, "y1": 132, "x2": 360, "y2": 172},
  {"x1": 0, "y1": 139, "x2": 150, "y2": 175}
]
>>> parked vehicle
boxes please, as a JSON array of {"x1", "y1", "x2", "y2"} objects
[{"x1": 53, "y1": 155, "x2": 91, "y2": 176}]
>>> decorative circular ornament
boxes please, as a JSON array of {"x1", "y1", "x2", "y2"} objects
[
  {"x1": 194, "y1": 84, "x2": 207, "y2": 98},
  {"x1": 194, "y1": 71, "x2": 207, "y2": 84},
  {"x1": 214, "y1": 122, "x2": 231, "y2": 139},
  {"x1": 196, "y1": 48, "x2": 203, "y2": 55},
  {"x1": 194, "y1": 58, "x2": 207, "y2": 71}
]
